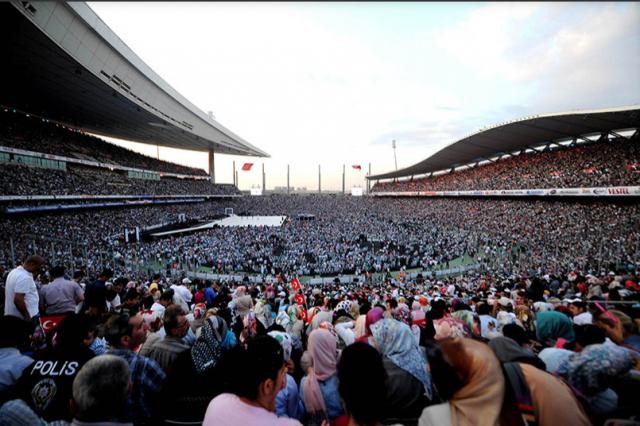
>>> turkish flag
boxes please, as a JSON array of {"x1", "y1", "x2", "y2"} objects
[
  {"x1": 242, "y1": 163, "x2": 253, "y2": 171},
  {"x1": 291, "y1": 277, "x2": 301, "y2": 291},
  {"x1": 352, "y1": 165, "x2": 362, "y2": 170},
  {"x1": 40, "y1": 314, "x2": 67, "y2": 335},
  {"x1": 295, "y1": 293, "x2": 306, "y2": 306},
  {"x1": 300, "y1": 309, "x2": 308, "y2": 323}
]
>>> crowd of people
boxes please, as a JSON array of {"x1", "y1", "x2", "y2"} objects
[
  {"x1": 372, "y1": 135, "x2": 640, "y2": 192},
  {"x1": 0, "y1": 255, "x2": 638, "y2": 425},
  {"x1": 2, "y1": 196, "x2": 637, "y2": 284},
  {"x1": 1, "y1": 107, "x2": 639, "y2": 425},
  {"x1": 0, "y1": 108, "x2": 208, "y2": 176}
]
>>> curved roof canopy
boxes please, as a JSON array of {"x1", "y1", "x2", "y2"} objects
[
  {"x1": 0, "y1": 1, "x2": 268, "y2": 157},
  {"x1": 368, "y1": 106, "x2": 640, "y2": 180}
]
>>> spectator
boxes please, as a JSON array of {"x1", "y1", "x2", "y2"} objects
[
  {"x1": 146, "y1": 304, "x2": 190, "y2": 373},
  {"x1": 39, "y1": 265, "x2": 84, "y2": 315},
  {"x1": 70, "y1": 354, "x2": 132, "y2": 425},
  {"x1": 4, "y1": 255, "x2": 45, "y2": 322},
  {"x1": 0, "y1": 315, "x2": 33, "y2": 397},
  {"x1": 104, "y1": 312, "x2": 166, "y2": 425},
  {"x1": 203, "y1": 335, "x2": 301, "y2": 426}
]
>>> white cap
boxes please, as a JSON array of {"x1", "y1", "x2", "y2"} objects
[{"x1": 182, "y1": 278, "x2": 192, "y2": 285}]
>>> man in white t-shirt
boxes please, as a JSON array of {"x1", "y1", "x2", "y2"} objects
[
  {"x1": 171, "y1": 278, "x2": 193, "y2": 306},
  {"x1": 4, "y1": 255, "x2": 45, "y2": 321}
]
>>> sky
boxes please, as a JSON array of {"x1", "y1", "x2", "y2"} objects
[{"x1": 86, "y1": 2, "x2": 640, "y2": 191}]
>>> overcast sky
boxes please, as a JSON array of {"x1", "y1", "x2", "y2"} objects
[{"x1": 87, "y1": 2, "x2": 640, "y2": 191}]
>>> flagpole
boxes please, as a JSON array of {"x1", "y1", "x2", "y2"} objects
[
  {"x1": 392, "y1": 140, "x2": 398, "y2": 182},
  {"x1": 342, "y1": 164, "x2": 345, "y2": 195}
]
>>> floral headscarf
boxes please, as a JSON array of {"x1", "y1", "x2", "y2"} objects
[
  {"x1": 191, "y1": 316, "x2": 229, "y2": 373},
  {"x1": 451, "y1": 310, "x2": 475, "y2": 335},
  {"x1": 370, "y1": 318, "x2": 432, "y2": 399},
  {"x1": 433, "y1": 317, "x2": 471, "y2": 340},
  {"x1": 268, "y1": 331, "x2": 293, "y2": 362},
  {"x1": 393, "y1": 305, "x2": 411, "y2": 326},
  {"x1": 557, "y1": 343, "x2": 634, "y2": 395},
  {"x1": 240, "y1": 312, "x2": 258, "y2": 344}
]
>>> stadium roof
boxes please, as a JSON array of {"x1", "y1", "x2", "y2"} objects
[
  {"x1": 368, "y1": 105, "x2": 640, "y2": 180},
  {"x1": 0, "y1": 2, "x2": 268, "y2": 157}
]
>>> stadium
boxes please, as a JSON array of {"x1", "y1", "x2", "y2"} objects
[{"x1": 0, "y1": 2, "x2": 638, "y2": 426}]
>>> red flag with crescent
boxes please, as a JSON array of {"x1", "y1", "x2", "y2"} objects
[
  {"x1": 300, "y1": 309, "x2": 308, "y2": 323},
  {"x1": 294, "y1": 293, "x2": 306, "y2": 306},
  {"x1": 291, "y1": 277, "x2": 301, "y2": 291},
  {"x1": 40, "y1": 314, "x2": 66, "y2": 335}
]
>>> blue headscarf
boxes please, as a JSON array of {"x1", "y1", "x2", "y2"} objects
[
  {"x1": 370, "y1": 318, "x2": 432, "y2": 399},
  {"x1": 535, "y1": 311, "x2": 575, "y2": 344}
]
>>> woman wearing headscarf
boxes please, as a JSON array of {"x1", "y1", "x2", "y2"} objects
[
  {"x1": 268, "y1": 331, "x2": 304, "y2": 420},
  {"x1": 159, "y1": 316, "x2": 234, "y2": 423},
  {"x1": 557, "y1": 343, "x2": 635, "y2": 418},
  {"x1": 299, "y1": 328, "x2": 344, "y2": 423},
  {"x1": 535, "y1": 311, "x2": 575, "y2": 347},
  {"x1": 394, "y1": 304, "x2": 421, "y2": 345},
  {"x1": 419, "y1": 338, "x2": 505, "y2": 426},
  {"x1": 488, "y1": 336, "x2": 546, "y2": 371},
  {"x1": 370, "y1": 318, "x2": 433, "y2": 422},
  {"x1": 433, "y1": 317, "x2": 471, "y2": 341},
  {"x1": 356, "y1": 306, "x2": 384, "y2": 344},
  {"x1": 232, "y1": 286, "x2": 253, "y2": 320}
]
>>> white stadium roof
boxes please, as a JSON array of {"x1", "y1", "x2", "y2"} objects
[{"x1": 0, "y1": 1, "x2": 268, "y2": 157}]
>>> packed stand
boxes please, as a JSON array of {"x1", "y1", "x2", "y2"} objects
[
  {"x1": 372, "y1": 135, "x2": 640, "y2": 192},
  {"x1": 0, "y1": 108, "x2": 208, "y2": 176},
  {"x1": 0, "y1": 256, "x2": 639, "y2": 426},
  {"x1": 0, "y1": 163, "x2": 240, "y2": 196}
]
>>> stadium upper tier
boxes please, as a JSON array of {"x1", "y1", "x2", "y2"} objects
[
  {"x1": 0, "y1": 163, "x2": 241, "y2": 197},
  {"x1": 372, "y1": 134, "x2": 639, "y2": 193},
  {"x1": 0, "y1": 1, "x2": 268, "y2": 157},
  {"x1": 369, "y1": 106, "x2": 640, "y2": 180},
  {"x1": 0, "y1": 109, "x2": 208, "y2": 177}
]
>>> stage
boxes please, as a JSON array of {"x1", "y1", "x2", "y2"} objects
[{"x1": 150, "y1": 215, "x2": 286, "y2": 237}]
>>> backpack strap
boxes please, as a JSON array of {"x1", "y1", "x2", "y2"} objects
[{"x1": 502, "y1": 362, "x2": 538, "y2": 426}]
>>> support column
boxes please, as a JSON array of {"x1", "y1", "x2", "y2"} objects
[
  {"x1": 262, "y1": 163, "x2": 266, "y2": 194},
  {"x1": 208, "y1": 149, "x2": 215, "y2": 184},
  {"x1": 287, "y1": 164, "x2": 290, "y2": 194},
  {"x1": 232, "y1": 161, "x2": 236, "y2": 186},
  {"x1": 318, "y1": 164, "x2": 321, "y2": 194},
  {"x1": 367, "y1": 163, "x2": 371, "y2": 194},
  {"x1": 342, "y1": 164, "x2": 345, "y2": 194}
]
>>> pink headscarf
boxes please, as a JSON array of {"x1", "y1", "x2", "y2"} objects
[
  {"x1": 302, "y1": 328, "x2": 337, "y2": 415},
  {"x1": 365, "y1": 307, "x2": 385, "y2": 335}
]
